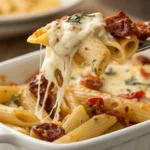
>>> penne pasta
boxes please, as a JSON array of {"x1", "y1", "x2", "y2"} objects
[
  {"x1": 19, "y1": 86, "x2": 52, "y2": 123},
  {"x1": 118, "y1": 36, "x2": 139, "y2": 58},
  {"x1": 64, "y1": 90, "x2": 79, "y2": 111},
  {"x1": 27, "y1": 25, "x2": 50, "y2": 46},
  {"x1": 78, "y1": 34, "x2": 111, "y2": 75},
  {"x1": 62, "y1": 105, "x2": 89, "y2": 133},
  {"x1": 6, "y1": 124, "x2": 30, "y2": 135},
  {"x1": 54, "y1": 114, "x2": 117, "y2": 143},
  {"x1": 61, "y1": 99, "x2": 72, "y2": 116},
  {"x1": 71, "y1": 85, "x2": 150, "y2": 123},
  {"x1": 0, "y1": 86, "x2": 20, "y2": 103},
  {"x1": 0, "y1": 105, "x2": 40, "y2": 127},
  {"x1": 105, "y1": 121, "x2": 125, "y2": 134},
  {"x1": 100, "y1": 31, "x2": 125, "y2": 63},
  {"x1": 73, "y1": 53, "x2": 85, "y2": 65}
]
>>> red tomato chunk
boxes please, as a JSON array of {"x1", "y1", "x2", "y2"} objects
[
  {"x1": 118, "y1": 90, "x2": 145, "y2": 101},
  {"x1": 140, "y1": 68, "x2": 150, "y2": 78},
  {"x1": 32, "y1": 123, "x2": 65, "y2": 142},
  {"x1": 80, "y1": 75, "x2": 102, "y2": 90},
  {"x1": 87, "y1": 97, "x2": 129, "y2": 126}
]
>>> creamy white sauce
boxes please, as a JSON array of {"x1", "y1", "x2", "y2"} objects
[
  {"x1": 71, "y1": 58, "x2": 150, "y2": 103},
  {"x1": 40, "y1": 13, "x2": 106, "y2": 121}
]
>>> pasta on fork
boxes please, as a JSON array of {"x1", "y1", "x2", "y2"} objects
[{"x1": 0, "y1": 11, "x2": 150, "y2": 144}]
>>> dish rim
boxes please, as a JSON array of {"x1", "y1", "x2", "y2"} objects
[
  {"x1": 0, "y1": 50, "x2": 150, "y2": 149},
  {"x1": 1, "y1": 120, "x2": 150, "y2": 149}
]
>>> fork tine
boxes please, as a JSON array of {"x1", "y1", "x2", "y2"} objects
[
  {"x1": 137, "y1": 39, "x2": 150, "y2": 53},
  {"x1": 137, "y1": 45, "x2": 150, "y2": 53}
]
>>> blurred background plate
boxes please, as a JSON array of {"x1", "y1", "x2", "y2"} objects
[{"x1": 0, "y1": 0, "x2": 84, "y2": 38}]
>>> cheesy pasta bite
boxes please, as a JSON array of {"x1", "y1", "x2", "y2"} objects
[{"x1": 0, "y1": 11, "x2": 150, "y2": 144}]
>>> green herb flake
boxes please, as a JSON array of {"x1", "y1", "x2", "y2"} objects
[
  {"x1": 125, "y1": 77, "x2": 150, "y2": 86},
  {"x1": 87, "y1": 107, "x2": 94, "y2": 114},
  {"x1": 3, "y1": 101, "x2": 11, "y2": 106},
  {"x1": 71, "y1": 77, "x2": 76, "y2": 80},
  {"x1": 105, "y1": 67, "x2": 116, "y2": 75},
  {"x1": 125, "y1": 77, "x2": 136, "y2": 85},
  {"x1": 66, "y1": 13, "x2": 95, "y2": 24},
  {"x1": 11, "y1": 94, "x2": 20, "y2": 105},
  {"x1": 126, "y1": 88, "x2": 131, "y2": 92},
  {"x1": 92, "y1": 59, "x2": 97, "y2": 64},
  {"x1": 94, "y1": 118, "x2": 98, "y2": 121}
]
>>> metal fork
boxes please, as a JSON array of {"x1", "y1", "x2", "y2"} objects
[{"x1": 137, "y1": 39, "x2": 150, "y2": 53}]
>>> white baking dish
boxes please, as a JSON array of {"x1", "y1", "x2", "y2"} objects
[{"x1": 0, "y1": 50, "x2": 150, "y2": 150}]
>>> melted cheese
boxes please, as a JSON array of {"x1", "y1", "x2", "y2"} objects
[
  {"x1": 71, "y1": 56, "x2": 150, "y2": 103},
  {"x1": 48, "y1": 13, "x2": 105, "y2": 59},
  {"x1": 35, "y1": 45, "x2": 42, "y2": 116},
  {"x1": 39, "y1": 13, "x2": 106, "y2": 122}
]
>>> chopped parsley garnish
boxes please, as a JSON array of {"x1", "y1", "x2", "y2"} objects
[
  {"x1": 12, "y1": 94, "x2": 20, "y2": 105},
  {"x1": 94, "y1": 118, "x2": 98, "y2": 121},
  {"x1": 105, "y1": 67, "x2": 116, "y2": 75},
  {"x1": 66, "y1": 13, "x2": 95, "y2": 23},
  {"x1": 126, "y1": 88, "x2": 131, "y2": 92},
  {"x1": 92, "y1": 59, "x2": 97, "y2": 64},
  {"x1": 125, "y1": 77, "x2": 136, "y2": 85},
  {"x1": 3, "y1": 94, "x2": 20, "y2": 106},
  {"x1": 125, "y1": 77, "x2": 150, "y2": 86},
  {"x1": 93, "y1": 68, "x2": 98, "y2": 75},
  {"x1": 71, "y1": 77, "x2": 76, "y2": 80},
  {"x1": 3, "y1": 101, "x2": 11, "y2": 106},
  {"x1": 87, "y1": 107, "x2": 94, "y2": 114}
]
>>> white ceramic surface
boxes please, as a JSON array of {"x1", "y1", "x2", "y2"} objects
[
  {"x1": 0, "y1": 50, "x2": 150, "y2": 150},
  {"x1": 0, "y1": 0, "x2": 83, "y2": 38}
]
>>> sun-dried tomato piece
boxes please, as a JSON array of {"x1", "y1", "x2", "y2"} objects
[
  {"x1": 118, "y1": 90, "x2": 145, "y2": 101},
  {"x1": 80, "y1": 75, "x2": 102, "y2": 90},
  {"x1": 140, "y1": 68, "x2": 150, "y2": 78},
  {"x1": 106, "y1": 110, "x2": 129, "y2": 126},
  {"x1": 29, "y1": 74, "x2": 48, "y2": 96},
  {"x1": 29, "y1": 74, "x2": 56, "y2": 113},
  {"x1": 87, "y1": 97, "x2": 129, "y2": 126},
  {"x1": 32, "y1": 123, "x2": 65, "y2": 142},
  {"x1": 105, "y1": 11, "x2": 150, "y2": 41},
  {"x1": 88, "y1": 97, "x2": 104, "y2": 106},
  {"x1": 105, "y1": 11, "x2": 134, "y2": 38},
  {"x1": 133, "y1": 22, "x2": 150, "y2": 41},
  {"x1": 136, "y1": 55, "x2": 150, "y2": 65}
]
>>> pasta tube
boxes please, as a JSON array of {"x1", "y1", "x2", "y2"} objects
[
  {"x1": 100, "y1": 32, "x2": 125, "y2": 63},
  {"x1": 0, "y1": 86, "x2": 20, "y2": 103},
  {"x1": 19, "y1": 86, "x2": 52, "y2": 123},
  {"x1": 118, "y1": 36, "x2": 139, "y2": 58},
  {"x1": 0, "y1": 106, "x2": 40, "y2": 127},
  {"x1": 105, "y1": 122, "x2": 125, "y2": 134},
  {"x1": 6, "y1": 124, "x2": 30, "y2": 135},
  {"x1": 61, "y1": 99, "x2": 72, "y2": 116},
  {"x1": 78, "y1": 34, "x2": 111, "y2": 75},
  {"x1": 27, "y1": 25, "x2": 50, "y2": 46},
  {"x1": 64, "y1": 90, "x2": 79, "y2": 111},
  {"x1": 54, "y1": 114, "x2": 117, "y2": 143},
  {"x1": 71, "y1": 85, "x2": 150, "y2": 123},
  {"x1": 62, "y1": 105, "x2": 89, "y2": 133}
]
